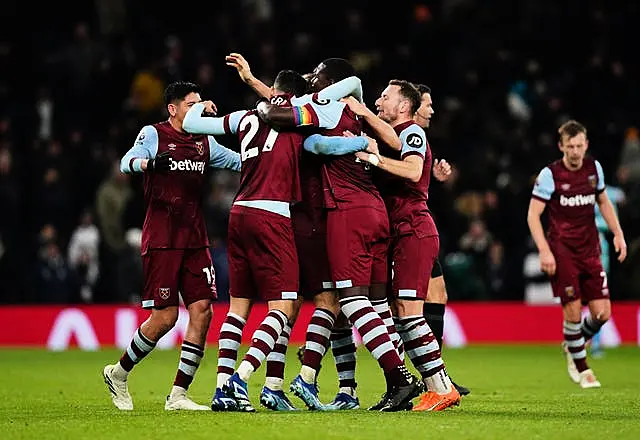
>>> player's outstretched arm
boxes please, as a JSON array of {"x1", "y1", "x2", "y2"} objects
[
  {"x1": 120, "y1": 125, "x2": 166, "y2": 173},
  {"x1": 317, "y1": 76, "x2": 363, "y2": 103},
  {"x1": 357, "y1": 150, "x2": 422, "y2": 182},
  {"x1": 341, "y1": 97, "x2": 401, "y2": 150},
  {"x1": 256, "y1": 101, "x2": 301, "y2": 128},
  {"x1": 208, "y1": 136, "x2": 241, "y2": 172},
  {"x1": 183, "y1": 102, "x2": 247, "y2": 136},
  {"x1": 596, "y1": 191, "x2": 627, "y2": 261},
  {"x1": 226, "y1": 52, "x2": 273, "y2": 99},
  {"x1": 303, "y1": 134, "x2": 370, "y2": 156}
]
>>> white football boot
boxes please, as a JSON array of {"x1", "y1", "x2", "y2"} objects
[
  {"x1": 579, "y1": 369, "x2": 601, "y2": 389},
  {"x1": 103, "y1": 364, "x2": 133, "y2": 410},
  {"x1": 165, "y1": 390, "x2": 210, "y2": 411},
  {"x1": 562, "y1": 343, "x2": 580, "y2": 384}
]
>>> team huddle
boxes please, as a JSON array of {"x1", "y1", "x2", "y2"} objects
[{"x1": 102, "y1": 53, "x2": 626, "y2": 413}]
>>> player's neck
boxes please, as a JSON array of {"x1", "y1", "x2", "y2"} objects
[
  {"x1": 391, "y1": 115, "x2": 412, "y2": 128},
  {"x1": 562, "y1": 157, "x2": 583, "y2": 171},
  {"x1": 168, "y1": 117, "x2": 185, "y2": 134}
]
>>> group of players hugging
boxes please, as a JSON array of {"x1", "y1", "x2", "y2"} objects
[{"x1": 102, "y1": 53, "x2": 626, "y2": 413}]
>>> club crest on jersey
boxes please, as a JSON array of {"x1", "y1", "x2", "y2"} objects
[
  {"x1": 561, "y1": 183, "x2": 571, "y2": 190},
  {"x1": 194, "y1": 141, "x2": 204, "y2": 155},
  {"x1": 564, "y1": 286, "x2": 574, "y2": 297},
  {"x1": 168, "y1": 143, "x2": 177, "y2": 151},
  {"x1": 588, "y1": 175, "x2": 597, "y2": 188},
  {"x1": 159, "y1": 287, "x2": 170, "y2": 299},
  {"x1": 406, "y1": 133, "x2": 424, "y2": 148}
]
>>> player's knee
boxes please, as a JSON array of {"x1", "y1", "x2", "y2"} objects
[
  {"x1": 287, "y1": 298, "x2": 304, "y2": 324},
  {"x1": 394, "y1": 299, "x2": 422, "y2": 317},
  {"x1": 150, "y1": 308, "x2": 179, "y2": 333},
  {"x1": 188, "y1": 300, "x2": 213, "y2": 329},
  {"x1": 426, "y1": 276, "x2": 447, "y2": 304},
  {"x1": 314, "y1": 291, "x2": 340, "y2": 316},
  {"x1": 593, "y1": 309, "x2": 611, "y2": 322}
]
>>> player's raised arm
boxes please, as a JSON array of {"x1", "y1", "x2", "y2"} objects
[
  {"x1": 120, "y1": 125, "x2": 170, "y2": 173},
  {"x1": 317, "y1": 76, "x2": 363, "y2": 103},
  {"x1": 208, "y1": 136, "x2": 241, "y2": 172},
  {"x1": 594, "y1": 161, "x2": 627, "y2": 261},
  {"x1": 303, "y1": 133, "x2": 372, "y2": 156},
  {"x1": 527, "y1": 167, "x2": 556, "y2": 275},
  {"x1": 342, "y1": 96, "x2": 401, "y2": 150},
  {"x1": 183, "y1": 102, "x2": 247, "y2": 136},
  {"x1": 226, "y1": 52, "x2": 273, "y2": 99}
]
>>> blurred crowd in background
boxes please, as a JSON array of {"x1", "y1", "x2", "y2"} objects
[{"x1": 1, "y1": 0, "x2": 639, "y2": 304}]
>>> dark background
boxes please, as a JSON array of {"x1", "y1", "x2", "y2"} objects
[{"x1": 1, "y1": 0, "x2": 639, "y2": 304}]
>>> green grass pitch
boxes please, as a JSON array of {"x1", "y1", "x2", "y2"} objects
[{"x1": 1, "y1": 345, "x2": 639, "y2": 439}]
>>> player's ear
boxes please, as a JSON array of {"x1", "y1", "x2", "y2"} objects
[{"x1": 167, "y1": 103, "x2": 177, "y2": 117}]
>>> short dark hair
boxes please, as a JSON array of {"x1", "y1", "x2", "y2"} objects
[
  {"x1": 558, "y1": 120, "x2": 587, "y2": 140},
  {"x1": 319, "y1": 58, "x2": 355, "y2": 82},
  {"x1": 164, "y1": 81, "x2": 201, "y2": 106},
  {"x1": 273, "y1": 70, "x2": 308, "y2": 97},
  {"x1": 414, "y1": 83, "x2": 431, "y2": 95},
  {"x1": 389, "y1": 79, "x2": 421, "y2": 115}
]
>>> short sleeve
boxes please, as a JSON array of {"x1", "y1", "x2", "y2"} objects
[
  {"x1": 595, "y1": 160, "x2": 606, "y2": 193},
  {"x1": 532, "y1": 167, "x2": 555, "y2": 201},
  {"x1": 400, "y1": 125, "x2": 427, "y2": 159}
]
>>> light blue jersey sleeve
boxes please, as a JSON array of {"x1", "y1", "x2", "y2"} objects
[
  {"x1": 290, "y1": 96, "x2": 347, "y2": 130},
  {"x1": 303, "y1": 134, "x2": 368, "y2": 155},
  {"x1": 120, "y1": 125, "x2": 159, "y2": 173},
  {"x1": 317, "y1": 76, "x2": 363, "y2": 103},
  {"x1": 183, "y1": 103, "x2": 247, "y2": 135},
  {"x1": 595, "y1": 160, "x2": 606, "y2": 192},
  {"x1": 532, "y1": 167, "x2": 555, "y2": 201},
  {"x1": 399, "y1": 124, "x2": 427, "y2": 159},
  {"x1": 208, "y1": 136, "x2": 241, "y2": 171}
]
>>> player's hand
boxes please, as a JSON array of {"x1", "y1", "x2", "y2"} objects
[
  {"x1": 340, "y1": 96, "x2": 369, "y2": 116},
  {"x1": 201, "y1": 100, "x2": 217, "y2": 115},
  {"x1": 147, "y1": 151, "x2": 171, "y2": 173},
  {"x1": 433, "y1": 159, "x2": 452, "y2": 182},
  {"x1": 364, "y1": 134, "x2": 380, "y2": 156},
  {"x1": 343, "y1": 130, "x2": 356, "y2": 138},
  {"x1": 539, "y1": 249, "x2": 556, "y2": 276},
  {"x1": 614, "y1": 234, "x2": 627, "y2": 262},
  {"x1": 226, "y1": 53, "x2": 254, "y2": 83}
]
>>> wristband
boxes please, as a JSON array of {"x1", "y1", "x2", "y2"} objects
[{"x1": 368, "y1": 153, "x2": 380, "y2": 167}]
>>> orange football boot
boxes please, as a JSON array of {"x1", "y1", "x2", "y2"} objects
[{"x1": 412, "y1": 387, "x2": 461, "y2": 411}]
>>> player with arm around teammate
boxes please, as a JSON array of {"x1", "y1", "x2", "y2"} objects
[
  {"x1": 258, "y1": 59, "x2": 422, "y2": 412},
  {"x1": 344, "y1": 80, "x2": 461, "y2": 411},
  {"x1": 183, "y1": 69, "x2": 379, "y2": 411}
]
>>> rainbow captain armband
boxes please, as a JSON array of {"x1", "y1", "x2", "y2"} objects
[{"x1": 293, "y1": 104, "x2": 314, "y2": 126}]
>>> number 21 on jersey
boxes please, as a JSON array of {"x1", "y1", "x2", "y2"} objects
[{"x1": 240, "y1": 114, "x2": 280, "y2": 161}]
